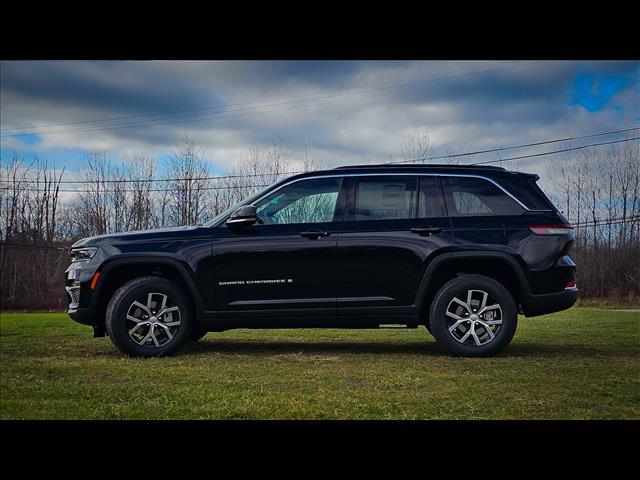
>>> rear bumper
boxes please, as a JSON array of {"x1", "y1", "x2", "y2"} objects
[{"x1": 522, "y1": 287, "x2": 578, "y2": 317}]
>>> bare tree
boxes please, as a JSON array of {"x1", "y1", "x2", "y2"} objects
[
  {"x1": 392, "y1": 130, "x2": 434, "y2": 164},
  {"x1": 165, "y1": 134, "x2": 210, "y2": 226}
]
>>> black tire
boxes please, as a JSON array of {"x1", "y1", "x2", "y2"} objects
[
  {"x1": 429, "y1": 274, "x2": 517, "y2": 357},
  {"x1": 190, "y1": 326, "x2": 208, "y2": 341},
  {"x1": 105, "y1": 276, "x2": 193, "y2": 357}
]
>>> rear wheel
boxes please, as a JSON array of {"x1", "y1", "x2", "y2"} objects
[
  {"x1": 429, "y1": 274, "x2": 517, "y2": 357},
  {"x1": 105, "y1": 276, "x2": 193, "y2": 357}
]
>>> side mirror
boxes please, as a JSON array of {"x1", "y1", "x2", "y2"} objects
[{"x1": 226, "y1": 205, "x2": 257, "y2": 228}]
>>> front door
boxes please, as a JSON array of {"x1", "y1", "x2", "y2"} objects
[{"x1": 211, "y1": 176, "x2": 344, "y2": 319}]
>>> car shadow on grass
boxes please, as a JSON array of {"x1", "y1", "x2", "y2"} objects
[{"x1": 180, "y1": 339, "x2": 618, "y2": 358}]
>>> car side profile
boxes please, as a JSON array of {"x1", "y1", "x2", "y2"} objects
[{"x1": 65, "y1": 164, "x2": 578, "y2": 357}]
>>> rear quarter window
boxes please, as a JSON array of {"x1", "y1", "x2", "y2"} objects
[{"x1": 441, "y1": 176, "x2": 524, "y2": 217}]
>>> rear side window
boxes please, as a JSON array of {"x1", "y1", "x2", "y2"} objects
[
  {"x1": 353, "y1": 176, "x2": 417, "y2": 220},
  {"x1": 441, "y1": 176, "x2": 524, "y2": 217}
]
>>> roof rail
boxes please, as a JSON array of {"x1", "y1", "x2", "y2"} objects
[{"x1": 333, "y1": 163, "x2": 507, "y2": 171}]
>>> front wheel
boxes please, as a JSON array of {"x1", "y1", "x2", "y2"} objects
[
  {"x1": 105, "y1": 276, "x2": 193, "y2": 357},
  {"x1": 429, "y1": 274, "x2": 517, "y2": 357}
]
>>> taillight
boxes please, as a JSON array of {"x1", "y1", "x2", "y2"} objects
[{"x1": 529, "y1": 224, "x2": 573, "y2": 235}]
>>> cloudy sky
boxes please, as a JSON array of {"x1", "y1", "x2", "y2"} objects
[{"x1": 1, "y1": 60, "x2": 638, "y2": 185}]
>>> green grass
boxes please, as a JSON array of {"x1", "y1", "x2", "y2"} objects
[{"x1": 1, "y1": 308, "x2": 638, "y2": 419}]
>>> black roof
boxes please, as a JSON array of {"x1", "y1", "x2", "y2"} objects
[{"x1": 283, "y1": 163, "x2": 538, "y2": 184}]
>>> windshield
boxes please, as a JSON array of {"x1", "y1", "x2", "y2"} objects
[{"x1": 203, "y1": 183, "x2": 277, "y2": 227}]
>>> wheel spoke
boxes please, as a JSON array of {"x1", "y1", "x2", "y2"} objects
[
  {"x1": 448, "y1": 319, "x2": 467, "y2": 332},
  {"x1": 477, "y1": 320, "x2": 495, "y2": 339},
  {"x1": 459, "y1": 328, "x2": 473, "y2": 343},
  {"x1": 127, "y1": 314, "x2": 143, "y2": 323},
  {"x1": 452, "y1": 297, "x2": 470, "y2": 312},
  {"x1": 479, "y1": 304, "x2": 500, "y2": 315},
  {"x1": 138, "y1": 329, "x2": 152, "y2": 345},
  {"x1": 484, "y1": 319, "x2": 503, "y2": 325},
  {"x1": 159, "y1": 306, "x2": 179, "y2": 317},
  {"x1": 162, "y1": 321, "x2": 181, "y2": 327},
  {"x1": 160, "y1": 295, "x2": 167, "y2": 312},
  {"x1": 157, "y1": 323, "x2": 174, "y2": 341},
  {"x1": 150, "y1": 326, "x2": 160, "y2": 347},
  {"x1": 129, "y1": 322, "x2": 147, "y2": 336},
  {"x1": 480, "y1": 291, "x2": 488, "y2": 310},
  {"x1": 446, "y1": 311, "x2": 464, "y2": 321},
  {"x1": 470, "y1": 325, "x2": 481, "y2": 345},
  {"x1": 147, "y1": 293, "x2": 156, "y2": 313},
  {"x1": 132, "y1": 301, "x2": 150, "y2": 315},
  {"x1": 466, "y1": 290, "x2": 473, "y2": 308}
]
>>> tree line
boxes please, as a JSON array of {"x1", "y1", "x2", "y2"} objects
[{"x1": 1, "y1": 133, "x2": 638, "y2": 310}]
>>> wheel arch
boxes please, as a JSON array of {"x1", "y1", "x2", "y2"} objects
[
  {"x1": 90, "y1": 256, "x2": 205, "y2": 335},
  {"x1": 416, "y1": 251, "x2": 530, "y2": 322}
]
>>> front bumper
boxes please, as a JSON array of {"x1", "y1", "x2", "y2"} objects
[
  {"x1": 522, "y1": 286, "x2": 578, "y2": 317},
  {"x1": 68, "y1": 305, "x2": 95, "y2": 326},
  {"x1": 65, "y1": 260, "x2": 99, "y2": 327}
]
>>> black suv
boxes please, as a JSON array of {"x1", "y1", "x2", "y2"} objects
[{"x1": 65, "y1": 164, "x2": 577, "y2": 357}]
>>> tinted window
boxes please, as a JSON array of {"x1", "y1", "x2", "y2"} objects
[
  {"x1": 353, "y1": 177, "x2": 416, "y2": 220},
  {"x1": 255, "y1": 177, "x2": 342, "y2": 225},
  {"x1": 441, "y1": 176, "x2": 524, "y2": 216},
  {"x1": 418, "y1": 176, "x2": 446, "y2": 218}
]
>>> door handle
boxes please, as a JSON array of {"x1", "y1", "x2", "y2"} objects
[
  {"x1": 300, "y1": 230, "x2": 331, "y2": 239},
  {"x1": 411, "y1": 226, "x2": 443, "y2": 236}
]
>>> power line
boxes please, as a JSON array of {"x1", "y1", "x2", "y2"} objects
[
  {"x1": 0, "y1": 170, "x2": 305, "y2": 185},
  {"x1": 1, "y1": 62, "x2": 534, "y2": 137},
  {"x1": 469, "y1": 137, "x2": 639, "y2": 166},
  {"x1": 2, "y1": 132, "x2": 636, "y2": 192},
  {"x1": 573, "y1": 217, "x2": 640, "y2": 227},
  {"x1": 389, "y1": 127, "x2": 640, "y2": 165},
  {"x1": 0, "y1": 183, "x2": 272, "y2": 194},
  {"x1": 2, "y1": 126, "x2": 638, "y2": 186},
  {"x1": 1, "y1": 62, "x2": 522, "y2": 134}
]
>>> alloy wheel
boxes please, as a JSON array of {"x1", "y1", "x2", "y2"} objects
[
  {"x1": 445, "y1": 289, "x2": 503, "y2": 346},
  {"x1": 126, "y1": 292, "x2": 181, "y2": 347}
]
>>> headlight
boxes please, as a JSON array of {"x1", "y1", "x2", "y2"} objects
[{"x1": 70, "y1": 247, "x2": 98, "y2": 262}]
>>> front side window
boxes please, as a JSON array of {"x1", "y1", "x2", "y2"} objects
[
  {"x1": 254, "y1": 177, "x2": 342, "y2": 225},
  {"x1": 353, "y1": 176, "x2": 417, "y2": 220},
  {"x1": 441, "y1": 176, "x2": 524, "y2": 216}
]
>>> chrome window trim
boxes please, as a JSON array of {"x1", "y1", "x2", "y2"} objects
[{"x1": 215, "y1": 172, "x2": 550, "y2": 226}]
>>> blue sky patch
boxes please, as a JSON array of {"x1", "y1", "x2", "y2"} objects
[
  {"x1": 13, "y1": 133, "x2": 42, "y2": 146},
  {"x1": 569, "y1": 74, "x2": 630, "y2": 112}
]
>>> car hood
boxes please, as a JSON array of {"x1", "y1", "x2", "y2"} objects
[{"x1": 71, "y1": 225, "x2": 206, "y2": 248}]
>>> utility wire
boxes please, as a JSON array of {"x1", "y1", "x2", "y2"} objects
[
  {"x1": 389, "y1": 127, "x2": 640, "y2": 164},
  {"x1": 1, "y1": 62, "x2": 520, "y2": 134},
  {"x1": 469, "y1": 137, "x2": 639, "y2": 166},
  {"x1": 1, "y1": 62, "x2": 530, "y2": 137},
  {"x1": 2, "y1": 126, "x2": 638, "y2": 186},
  {"x1": 0, "y1": 183, "x2": 272, "y2": 194},
  {"x1": 2, "y1": 132, "x2": 636, "y2": 193}
]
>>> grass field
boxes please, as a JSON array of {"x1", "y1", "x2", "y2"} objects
[{"x1": 1, "y1": 307, "x2": 638, "y2": 419}]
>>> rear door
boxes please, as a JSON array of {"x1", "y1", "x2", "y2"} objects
[{"x1": 335, "y1": 175, "x2": 452, "y2": 315}]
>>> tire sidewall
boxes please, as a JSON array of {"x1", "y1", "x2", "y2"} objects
[
  {"x1": 430, "y1": 275, "x2": 517, "y2": 357},
  {"x1": 107, "y1": 277, "x2": 193, "y2": 357}
]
